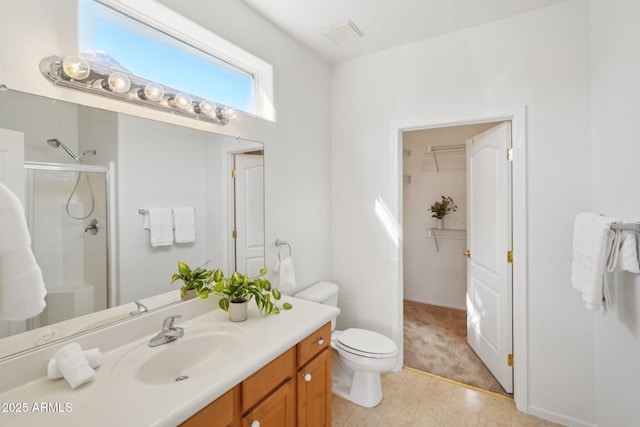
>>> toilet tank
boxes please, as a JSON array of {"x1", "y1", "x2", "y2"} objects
[
  {"x1": 294, "y1": 281, "x2": 339, "y2": 330},
  {"x1": 294, "y1": 281, "x2": 339, "y2": 306}
]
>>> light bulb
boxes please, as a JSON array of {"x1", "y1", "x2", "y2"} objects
[
  {"x1": 173, "y1": 92, "x2": 193, "y2": 111},
  {"x1": 197, "y1": 100, "x2": 216, "y2": 116},
  {"x1": 62, "y1": 56, "x2": 91, "y2": 80},
  {"x1": 221, "y1": 108, "x2": 237, "y2": 120},
  {"x1": 107, "y1": 72, "x2": 131, "y2": 94},
  {"x1": 141, "y1": 82, "x2": 164, "y2": 101}
]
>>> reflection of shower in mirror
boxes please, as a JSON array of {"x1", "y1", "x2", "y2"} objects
[{"x1": 45, "y1": 139, "x2": 97, "y2": 220}]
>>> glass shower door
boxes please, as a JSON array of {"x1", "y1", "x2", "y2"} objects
[{"x1": 24, "y1": 163, "x2": 109, "y2": 329}]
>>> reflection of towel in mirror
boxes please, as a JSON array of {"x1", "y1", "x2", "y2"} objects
[
  {"x1": 143, "y1": 208, "x2": 174, "y2": 247},
  {"x1": 274, "y1": 256, "x2": 296, "y2": 293},
  {"x1": 0, "y1": 183, "x2": 47, "y2": 321},
  {"x1": 173, "y1": 207, "x2": 196, "y2": 243}
]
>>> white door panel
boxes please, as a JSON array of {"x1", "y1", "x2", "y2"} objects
[
  {"x1": 234, "y1": 154, "x2": 264, "y2": 277},
  {"x1": 466, "y1": 121, "x2": 513, "y2": 393}
]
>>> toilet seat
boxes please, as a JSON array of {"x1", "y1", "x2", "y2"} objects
[{"x1": 335, "y1": 328, "x2": 397, "y2": 359}]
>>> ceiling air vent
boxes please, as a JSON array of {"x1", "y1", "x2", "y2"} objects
[{"x1": 323, "y1": 21, "x2": 364, "y2": 45}]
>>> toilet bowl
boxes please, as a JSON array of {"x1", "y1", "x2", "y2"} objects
[{"x1": 294, "y1": 282, "x2": 398, "y2": 408}]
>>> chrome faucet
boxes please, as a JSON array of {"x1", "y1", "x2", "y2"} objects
[
  {"x1": 148, "y1": 315, "x2": 184, "y2": 347},
  {"x1": 130, "y1": 300, "x2": 149, "y2": 316}
]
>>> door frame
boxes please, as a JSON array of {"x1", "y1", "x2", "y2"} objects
[{"x1": 394, "y1": 107, "x2": 528, "y2": 411}]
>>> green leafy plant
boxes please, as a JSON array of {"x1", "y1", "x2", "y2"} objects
[
  {"x1": 171, "y1": 261, "x2": 216, "y2": 299},
  {"x1": 428, "y1": 195, "x2": 458, "y2": 219},
  {"x1": 198, "y1": 267, "x2": 292, "y2": 315}
]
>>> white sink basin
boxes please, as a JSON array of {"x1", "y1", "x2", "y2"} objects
[{"x1": 112, "y1": 325, "x2": 243, "y2": 385}]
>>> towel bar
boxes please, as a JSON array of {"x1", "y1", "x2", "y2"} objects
[{"x1": 610, "y1": 222, "x2": 640, "y2": 232}]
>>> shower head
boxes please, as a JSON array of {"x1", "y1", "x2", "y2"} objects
[{"x1": 46, "y1": 138, "x2": 83, "y2": 162}]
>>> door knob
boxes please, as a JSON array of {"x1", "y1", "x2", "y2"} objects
[
  {"x1": 303, "y1": 373, "x2": 312, "y2": 382},
  {"x1": 464, "y1": 249, "x2": 471, "y2": 258}
]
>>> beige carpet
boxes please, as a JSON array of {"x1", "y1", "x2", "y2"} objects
[{"x1": 403, "y1": 300, "x2": 510, "y2": 396}]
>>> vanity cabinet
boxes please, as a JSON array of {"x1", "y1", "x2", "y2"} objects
[
  {"x1": 179, "y1": 386, "x2": 238, "y2": 427},
  {"x1": 296, "y1": 322, "x2": 332, "y2": 427},
  {"x1": 180, "y1": 322, "x2": 332, "y2": 427}
]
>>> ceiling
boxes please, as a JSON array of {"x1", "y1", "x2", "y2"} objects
[{"x1": 240, "y1": 0, "x2": 568, "y2": 64}]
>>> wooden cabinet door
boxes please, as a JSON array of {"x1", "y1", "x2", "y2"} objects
[
  {"x1": 242, "y1": 379, "x2": 295, "y2": 427},
  {"x1": 180, "y1": 386, "x2": 237, "y2": 427},
  {"x1": 297, "y1": 348, "x2": 332, "y2": 427}
]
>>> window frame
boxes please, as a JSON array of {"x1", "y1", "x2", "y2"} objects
[{"x1": 82, "y1": 0, "x2": 274, "y2": 121}]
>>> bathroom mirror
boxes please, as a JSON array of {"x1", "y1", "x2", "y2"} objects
[{"x1": 0, "y1": 89, "x2": 265, "y2": 360}]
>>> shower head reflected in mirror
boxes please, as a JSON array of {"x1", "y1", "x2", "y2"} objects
[{"x1": 46, "y1": 138, "x2": 96, "y2": 162}]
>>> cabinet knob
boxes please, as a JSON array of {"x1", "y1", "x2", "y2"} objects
[
  {"x1": 463, "y1": 249, "x2": 471, "y2": 258},
  {"x1": 303, "y1": 373, "x2": 312, "y2": 382},
  {"x1": 312, "y1": 337, "x2": 324, "y2": 346},
  {"x1": 249, "y1": 420, "x2": 260, "y2": 427}
]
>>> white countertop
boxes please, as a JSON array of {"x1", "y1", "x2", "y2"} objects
[{"x1": 0, "y1": 296, "x2": 338, "y2": 426}]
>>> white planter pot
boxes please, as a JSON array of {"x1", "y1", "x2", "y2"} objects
[
  {"x1": 228, "y1": 299, "x2": 248, "y2": 322},
  {"x1": 436, "y1": 218, "x2": 444, "y2": 230}
]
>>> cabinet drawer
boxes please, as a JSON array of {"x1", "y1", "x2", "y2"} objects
[
  {"x1": 242, "y1": 347, "x2": 295, "y2": 412},
  {"x1": 180, "y1": 386, "x2": 236, "y2": 427},
  {"x1": 297, "y1": 322, "x2": 331, "y2": 368}
]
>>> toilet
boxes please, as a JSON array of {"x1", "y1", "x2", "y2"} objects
[{"x1": 294, "y1": 281, "x2": 398, "y2": 408}]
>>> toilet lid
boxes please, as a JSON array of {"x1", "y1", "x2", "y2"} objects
[{"x1": 336, "y1": 328, "x2": 397, "y2": 356}]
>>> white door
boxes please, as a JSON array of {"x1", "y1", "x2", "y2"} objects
[
  {"x1": 0, "y1": 128, "x2": 26, "y2": 338},
  {"x1": 466, "y1": 122, "x2": 513, "y2": 393},
  {"x1": 234, "y1": 153, "x2": 265, "y2": 277}
]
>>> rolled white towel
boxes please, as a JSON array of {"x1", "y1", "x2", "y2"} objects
[
  {"x1": 53, "y1": 343, "x2": 95, "y2": 389},
  {"x1": 48, "y1": 348, "x2": 102, "y2": 379}
]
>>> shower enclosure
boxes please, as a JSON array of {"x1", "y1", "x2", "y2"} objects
[{"x1": 23, "y1": 162, "x2": 111, "y2": 330}]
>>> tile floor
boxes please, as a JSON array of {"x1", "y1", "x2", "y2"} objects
[{"x1": 332, "y1": 367, "x2": 564, "y2": 427}]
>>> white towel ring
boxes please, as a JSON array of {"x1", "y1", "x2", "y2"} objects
[{"x1": 275, "y1": 239, "x2": 292, "y2": 262}]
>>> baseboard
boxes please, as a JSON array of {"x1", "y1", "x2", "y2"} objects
[
  {"x1": 403, "y1": 297, "x2": 466, "y2": 311},
  {"x1": 527, "y1": 404, "x2": 597, "y2": 427}
]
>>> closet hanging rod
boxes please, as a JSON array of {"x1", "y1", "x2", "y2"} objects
[
  {"x1": 610, "y1": 222, "x2": 640, "y2": 232},
  {"x1": 425, "y1": 143, "x2": 466, "y2": 154}
]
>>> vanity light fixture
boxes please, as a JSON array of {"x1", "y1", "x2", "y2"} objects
[{"x1": 40, "y1": 55, "x2": 236, "y2": 126}]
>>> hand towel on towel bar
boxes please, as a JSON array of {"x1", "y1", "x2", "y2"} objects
[
  {"x1": 173, "y1": 207, "x2": 196, "y2": 243},
  {"x1": 144, "y1": 208, "x2": 174, "y2": 247},
  {"x1": 571, "y1": 213, "x2": 619, "y2": 311},
  {"x1": 610, "y1": 230, "x2": 640, "y2": 274},
  {"x1": 0, "y1": 183, "x2": 47, "y2": 321}
]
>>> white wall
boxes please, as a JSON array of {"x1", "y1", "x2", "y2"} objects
[
  {"x1": 0, "y1": 0, "x2": 332, "y2": 296},
  {"x1": 590, "y1": 1, "x2": 640, "y2": 425},
  {"x1": 331, "y1": 1, "x2": 594, "y2": 425}
]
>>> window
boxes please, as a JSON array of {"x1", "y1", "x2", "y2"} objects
[{"x1": 78, "y1": 0, "x2": 274, "y2": 120}]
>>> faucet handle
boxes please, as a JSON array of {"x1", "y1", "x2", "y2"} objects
[{"x1": 162, "y1": 314, "x2": 183, "y2": 330}]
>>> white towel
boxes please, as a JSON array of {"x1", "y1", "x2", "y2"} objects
[
  {"x1": 173, "y1": 207, "x2": 196, "y2": 243},
  {"x1": 48, "y1": 348, "x2": 102, "y2": 379},
  {"x1": 274, "y1": 256, "x2": 296, "y2": 293},
  {"x1": 143, "y1": 208, "x2": 174, "y2": 247},
  {"x1": 0, "y1": 183, "x2": 47, "y2": 321},
  {"x1": 53, "y1": 343, "x2": 95, "y2": 389},
  {"x1": 611, "y1": 231, "x2": 640, "y2": 274},
  {"x1": 571, "y1": 213, "x2": 619, "y2": 311}
]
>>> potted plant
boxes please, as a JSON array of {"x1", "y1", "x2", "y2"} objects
[
  {"x1": 428, "y1": 195, "x2": 457, "y2": 229},
  {"x1": 198, "y1": 267, "x2": 292, "y2": 322},
  {"x1": 171, "y1": 261, "x2": 215, "y2": 300}
]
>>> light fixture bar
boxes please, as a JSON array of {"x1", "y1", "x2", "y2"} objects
[{"x1": 39, "y1": 55, "x2": 236, "y2": 126}]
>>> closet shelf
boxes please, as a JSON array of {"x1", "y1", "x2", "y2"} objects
[
  {"x1": 425, "y1": 144, "x2": 465, "y2": 172},
  {"x1": 426, "y1": 228, "x2": 466, "y2": 252}
]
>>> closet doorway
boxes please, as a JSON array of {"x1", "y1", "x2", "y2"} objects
[{"x1": 402, "y1": 121, "x2": 513, "y2": 396}]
